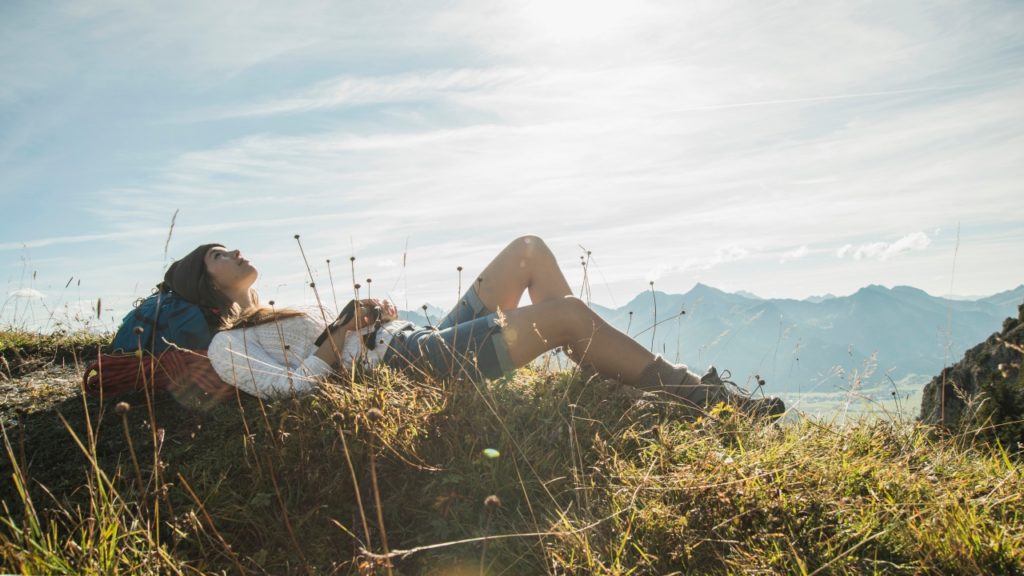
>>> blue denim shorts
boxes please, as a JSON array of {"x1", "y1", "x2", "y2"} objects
[{"x1": 383, "y1": 285, "x2": 515, "y2": 381}]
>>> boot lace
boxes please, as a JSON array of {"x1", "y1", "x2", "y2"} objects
[{"x1": 718, "y1": 369, "x2": 765, "y2": 400}]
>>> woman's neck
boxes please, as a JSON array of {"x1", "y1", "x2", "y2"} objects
[{"x1": 223, "y1": 287, "x2": 255, "y2": 311}]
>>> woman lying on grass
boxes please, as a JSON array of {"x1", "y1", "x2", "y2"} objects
[{"x1": 160, "y1": 235, "x2": 784, "y2": 418}]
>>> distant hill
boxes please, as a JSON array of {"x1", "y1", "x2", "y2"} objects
[
  {"x1": 603, "y1": 283, "x2": 1023, "y2": 395},
  {"x1": 398, "y1": 303, "x2": 446, "y2": 327},
  {"x1": 407, "y1": 283, "x2": 1024, "y2": 396},
  {"x1": 978, "y1": 285, "x2": 1024, "y2": 309}
]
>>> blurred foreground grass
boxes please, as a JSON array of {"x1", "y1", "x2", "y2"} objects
[{"x1": 1, "y1": 330, "x2": 1021, "y2": 575}]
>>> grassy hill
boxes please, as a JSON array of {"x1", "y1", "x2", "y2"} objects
[{"x1": 1, "y1": 330, "x2": 1022, "y2": 574}]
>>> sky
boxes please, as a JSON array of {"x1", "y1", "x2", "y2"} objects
[{"x1": 1, "y1": 0, "x2": 1022, "y2": 332}]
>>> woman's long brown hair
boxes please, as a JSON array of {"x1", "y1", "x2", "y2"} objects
[
  {"x1": 225, "y1": 305, "x2": 307, "y2": 330},
  {"x1": 215, "y1": 288, "x2": 307, "y2": 330}
]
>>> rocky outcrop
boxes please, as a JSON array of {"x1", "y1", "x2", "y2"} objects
[{"x1": 920, "y1": 304, "x2": 1023, "y2": 428}]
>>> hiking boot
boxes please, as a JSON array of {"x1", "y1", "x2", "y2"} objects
[
  {"x1": 651, "y1": 364, "x2": 785, "y2": 420},
  {"x1": 699, "y1": 366, "x2": 786, "y2": 420},
  {"x1": 633, "y1": 356, "x2": 785, "y2": 419}
]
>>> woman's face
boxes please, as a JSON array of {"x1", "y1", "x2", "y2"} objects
[{"x1": 204, "y1": 246, "x2": 258, "y2": 292}]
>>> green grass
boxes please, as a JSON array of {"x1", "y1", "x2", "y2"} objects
[
  {"x1": 0, "y1": 328, "x2": 108, "y2": 378},
  {"x1": 1, "y1": 341, "x2": 1022, "y2": 574}
]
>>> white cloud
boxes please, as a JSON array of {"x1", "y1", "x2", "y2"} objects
[
  {"x1": 852, "y1": 242, "x2": 889, "y2": 261},
  {"x1": 646, "y1": 244, "x2": 750, "y2": 281},
  {"x1": 837, "y1": 232, "x2": 932, "y2": 261},
  {"x1": 8, "y1": 288, "x2": 46, "y2": 300},
  {"x1": 779, "y1": 245, "x2": 810, "y2": 264},
  {"x1": 886, "y1": 231, "x2": 932, "y2": 256},
  {"x1": 645, "y1": 264, "x2": 670, "y2": 283},
  {"x1": 713, "y1": 245, "x2": 749, "y2": 265}
]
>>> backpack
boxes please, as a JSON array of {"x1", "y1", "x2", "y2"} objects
[{"x1": 111, "y1": 291, "x2": 214, "y2": 354}]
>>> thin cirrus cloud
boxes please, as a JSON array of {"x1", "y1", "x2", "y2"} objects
[
  {"x1": 76, "y1": 66, "x2": 1015, "y2": 303},
  {"x1": 837, "y1": 232, "x2": 932, "y2": 261},
  {"x1": 204, "y1": 68, "x2": 530, "y2": 120},
  {"x1": 158, "y1": 15, "x2": 1015, "y2": 310}
]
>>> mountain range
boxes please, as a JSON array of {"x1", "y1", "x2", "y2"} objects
[{"x1": 400, "y1": 283, "x2": 1024, "y2": 397}]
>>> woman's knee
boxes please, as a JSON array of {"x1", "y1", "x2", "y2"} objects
[{"x1": 510, "y1": 234, "x2": 549, "y2": 260}]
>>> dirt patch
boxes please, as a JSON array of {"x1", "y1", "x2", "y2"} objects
[{"x1": 0, "y1": 363, "x2": 82, "y2": 428}]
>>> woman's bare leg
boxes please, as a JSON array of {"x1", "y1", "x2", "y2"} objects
[
  {"x1": 472, "y1": 235, "x2": 573, "y2": 312},
  {"x1": 471, "y1": 236, "x2": 651, "y2": 384},
  {"x1": 499, "y1": 296, "x2": 655, "y2": 386},
  {"x1": 479, "y1": 258, "x2": 783, "y2": 417}
]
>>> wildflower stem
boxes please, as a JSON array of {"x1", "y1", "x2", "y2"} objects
[{"x1": 366, "y1": 421, "x2": 393, "y2": 576}]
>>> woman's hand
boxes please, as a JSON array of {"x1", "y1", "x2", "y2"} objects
[
  {"x1": 356, "y1": 298, "x2": 398, "y2": 323},
  {"x1": 314, "y1": 298, "x2": 398, "y2": 369}
]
